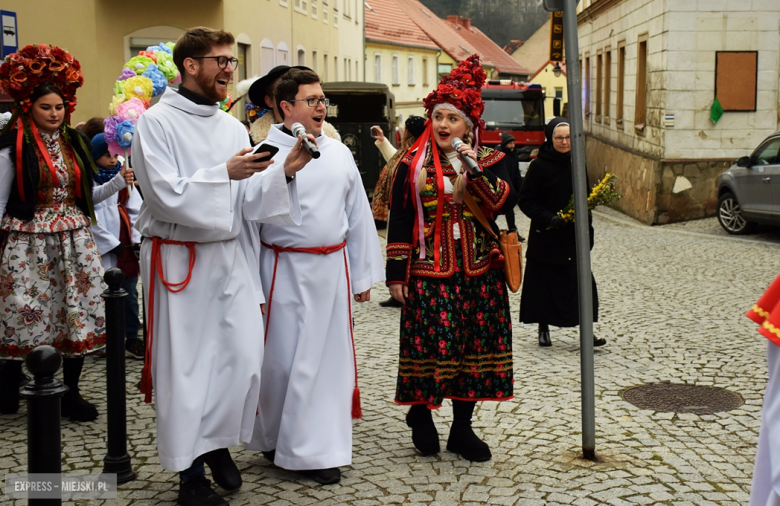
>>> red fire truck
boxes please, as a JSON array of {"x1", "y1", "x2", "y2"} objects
[{"x1": 480, "y1": 80, "x2": 546, "y2": 175}]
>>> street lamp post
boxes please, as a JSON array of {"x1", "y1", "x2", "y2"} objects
[{"x1": 544, "y1": 0, "x2": 596, "y2": 461}]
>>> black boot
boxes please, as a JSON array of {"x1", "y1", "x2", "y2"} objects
[
  {"x1": 538, "y1": 324, "x2": 551, "y2": 347},
  {"x1": 202, "y1": 448, "x2": 242, "y2": 492},
  {"x1": 299, "y1": 467, "x2": 341, "y2": 485},
  {"x1": 594, "y1": 336, "x2": 607, "y2": 347},
  {"x1": 61, "y1": 357, "x2": 98, "y2": 422},
  {"x1": 406, "y1": 404, "x2": 440, "y2": 455},
  {"x1": 379, "y1": 297, "x2": 404, "y2": 308},
  {"x1": 447, "y1": 400, "x2": 491, "y2": 462},
  {"x1": 0, "y1": 360, "x2": 23, "y2": 414},
  {"x1": 178, "y1": 475, "x2": 227, "y2": 506}
]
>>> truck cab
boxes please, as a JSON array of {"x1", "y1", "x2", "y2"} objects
[{"x1": 480, "y1": 80, "x2": 546, "y2": 172}]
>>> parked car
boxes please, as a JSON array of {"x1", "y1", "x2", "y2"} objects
[{"x1": 716, "y1": 132, "x2": 780, "y2": 234}]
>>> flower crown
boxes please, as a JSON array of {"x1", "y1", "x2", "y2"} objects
[
  {"x1": 0, "y1": 44, "x2": 84, "y2": 113},
  {"x1": 423, "y1": 54, "x2": 486, "y2": 131}
]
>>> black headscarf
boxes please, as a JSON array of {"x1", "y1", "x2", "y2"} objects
[{"x1": 538, "y1": 116, "x2": 570, "y2": 165}]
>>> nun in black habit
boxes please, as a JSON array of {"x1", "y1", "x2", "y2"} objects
[{"x1": 517, "y1": 117, "x2": 606, "y2": 347}]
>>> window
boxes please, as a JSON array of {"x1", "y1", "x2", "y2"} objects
[
  {"x1": 278, "y1": 48, "x2": 289, "y2": 65},
  {"x1": 334, "y1": 56, "x2": 338, "y2": 80},
  {"x1": 596, "y1": 52, "x2": 602, "y2": 120},
  {"x1": 392, "y1": 55, "x2": 399, "y2": 85},
  {"x1": 323, "y1": 6, "x2": 328, "y2": 22},
  {"x1": 635, "y1": 36, "x2": 648, "y2": 132},
  {"x1": 261, "y1": 42, "x2": 275, "y2": 75},
  {"x1": 344, "y1": 58, "x2": 349, "y2": 80},
  {"x1": 584, "y1": 55, "x2": 590, "y2": 116},
  {"x1": 280, "y1": 0, "x2": 288, "y2": 6},
  {"x1": 323, "y1": 53, "x2": 328, "y2": 81},
  {"x1": 312, "y1": 50, "x2": 318, "y2": 72},
  {"x1": 617, "y1": 42, "x2": 625, "y2": 123},
  {"x1": 297, "y1": 49, "x2": 305, "y2": 66},
  {"x1": 752, "y1": 139, "x2": 780, "y2": 166},
  {"x1": 438, "y1": 63, "x2": 452, "y2": 78},
  {"x1": 355, "y1": 61, "x2": 359, "y2": 80},
  {"x1": 555, "y1": 87, "x2": 563, "y2": 99},
  {"x1": 344, "y1": 0, "x2": 351, "y2": 18},
  {"x1": 604, "y1": 48, "x2": 611, "y2": 119},
  {"x1": 374, "y1": 54, "x2": 382, "y2": 83},
  {"x1": 422, "y1": 58, "x2": 429, "y2": 86},
  {"x1": 311, "y1": 0, "x2": 317, "y2": 17},
  {"x1": 334, "y1": 0, "x2": 339, "y2": 26},
  {"x1": 408, "y1": 56, "x2": 415, "y2": 85}
]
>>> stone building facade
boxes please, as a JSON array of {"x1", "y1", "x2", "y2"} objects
[{"x1": 577, "y1": 0, "x2": 780, "y2": 224}]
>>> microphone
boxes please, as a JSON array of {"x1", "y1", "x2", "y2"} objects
[
  {"x1": 291, "y1": 122, "x2": 321, "y2": 159},
  {"x1": 451, "y1": 137, "x2": 480, "y2": 173}
]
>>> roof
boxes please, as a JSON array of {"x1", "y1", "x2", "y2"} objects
[
  {"x1": 503, "y1": 40, "x2": 524, "y2": 55},
  {"x1": 529, "y1": 60, "x2": 567, "y2": 81},
  {"x1": 393, "y1": 0, "x2": 529, "y2": 76},
  {"x1": 364, "y1": 0, "x2": 439, "y2": 51},
  {"x1": 443, "y1": 16, "x2": 530, "y2": 77}
]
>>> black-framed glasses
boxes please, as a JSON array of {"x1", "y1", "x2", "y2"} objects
[
  {"x1": 287, "y1": 97, "x2": 330, "y2": 108},
  {"x1": 191, "y1": 56, "x2": 239, "y2": 70},
  {"x1": 553, "y1": 136, "x2": 571, "y2": 142}
]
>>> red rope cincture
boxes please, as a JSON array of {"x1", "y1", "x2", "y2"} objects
[
  {"x1": 140, "y1": 238, "x2": 197, "y2": 404},
  {"x1": 260, "y1": 240, "x2": 363, "y2": 419}
]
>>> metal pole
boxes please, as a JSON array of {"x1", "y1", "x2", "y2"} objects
[
  {"x1": 21, "y1": 345, "x2": 68, "y2": 506},
  {"x1": 101, "y1": 268, "x2": 136, "y2": 483},
  {"x1": 561, "y1": 0, "x2": 596, "y2": 460}
]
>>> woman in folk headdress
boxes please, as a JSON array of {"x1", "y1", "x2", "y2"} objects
[
  {"x1": 0, "y1": 45, "x2": 131, "y2": 420},
  {"x1": 386, "y1": 55, "x2": 518, "y2": 461}
]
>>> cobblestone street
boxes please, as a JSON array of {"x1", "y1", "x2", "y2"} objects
[{"x1": 2, "y1": 208, "x2": 780, "y2": 505}]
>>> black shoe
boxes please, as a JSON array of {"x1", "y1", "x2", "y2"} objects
[
  {"x1": 447, "y1": 400, "x2": 491, "y2": 462},
  {"x1": 300, "y1": 467, "x2": 341, "y2": 485},
  {"x1": 261, "y1": 450, "x2": 275, "y2": 463},
  {"x1": 202, "y1": 448, "x2": 242, "y2": 492},
  {"x1": 177, "y1": 475, "x2": 227, "y2": 506},
  {"x1": 406, "y1": 405, "x2": 440, "y2": 455},
  {"x1": 125, "y1": 339, "x2": 145, "y2": 360},
  {"x1": 0, "y1": 360, "x2": 22, "y2": 415},
  {"x1": 594, "y1": 336, "x2": 607, "y2": 347},
  {"x1": 61, "y1": 357, "x2": 98, "y2": 422},
  {"x1": 379, "y1": 297, "x2": 404, "y2": 308},
  {"x1": 538, "y1": 331, "x2": 551, "y2": 347}
]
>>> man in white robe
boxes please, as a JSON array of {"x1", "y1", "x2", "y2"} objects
[
  {"x1": 244, "y1": 69, "x2": 385, "y2": 484},
  {"x1": 131, "y1": 28, "x2": 314, "y2": 506}
]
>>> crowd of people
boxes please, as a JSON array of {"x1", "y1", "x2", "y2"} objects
[{"x1": 0, "y1": 25, "x2": 775, "y2": 506}]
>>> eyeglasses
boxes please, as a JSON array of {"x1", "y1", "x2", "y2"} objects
[
  {"x1": 553, "y1": 136, "x2": 571, "y2": 142},
  {"x1": 287, "y1": 97, "x2": 330, "y2": 108},
  {"x1": 191, "y1": 56, "x2": 239, "y2": 70}
]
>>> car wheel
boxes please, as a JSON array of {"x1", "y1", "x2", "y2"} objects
[{"x1": 717, "y1": 192, "x2": 757, "y2": 235}]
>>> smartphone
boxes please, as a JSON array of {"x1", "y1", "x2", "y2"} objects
[
  {"x1": 370, "y1": 126, "x2": 382, "y2": 138},
  {"x1": 252, "y1": 143, "x2": 280, "y2": 163}
]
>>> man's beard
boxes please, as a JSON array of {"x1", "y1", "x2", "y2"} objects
[{"x1": 194, "y1": 72, "x2": 227, "y2": 103}]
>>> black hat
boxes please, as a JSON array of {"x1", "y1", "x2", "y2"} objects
[
  {"x1": 248, "y1": 65, "x2": 312, "y2": 109},
  {"x1": 500, "y1": 132, "x2": 515, "y2": 146},
  {"x1": 405, "y1": 116, "x2": 426, "y2": 138}
]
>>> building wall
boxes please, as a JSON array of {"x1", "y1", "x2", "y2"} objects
[
  {"x1": 529, "y1": 63, "x2": 569, "y2": 119},
  {"x1": 366, "y1": 42, "x2": 439, "y2": 120},
  {"x1": 510, "y1": 18, "x2": 552, "y2": 77}
]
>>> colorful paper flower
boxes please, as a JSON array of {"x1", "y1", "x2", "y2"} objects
[
  {"x1": 102, "y1": 115, "x2": 121, "y2": 143},
  {"x1": 138, "y1": 51, "x2": 158, "y2": 63},
  {"x1": 125, "y1": 55, "x2": 154, "y2": 75},
  {"x1": 113, "y1": 80, "x2": 125, "y2": 96},
  {"x1": 155, "y1": 52, "x2": 179, "y2": 83},
  {"x1": 142, "y1": 63, "x2": 167, "y2": 97},
  {"x1": 115, "y1": 119, "x2": 135, "y2": 149},
  {"x1": 147, "y1": 43, "x2": 173, "y2": 55},
  {"x1": 108, "y1": 94, "x2": 126, "y2": 116},
  {"x1": 115, "y1": 97, "x2": 146, "y2": 123},
  {"x1": 117, "y1": 67, "x2": 136, "y2": 81},
  {"x1": 123, "y1": 76, "x2": 153, "y2": 102}
]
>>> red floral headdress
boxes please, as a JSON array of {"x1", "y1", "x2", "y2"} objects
[
  {"x1": 0, "y1": 44, "x2": 84, "y2": 114},
  {"x1": 423, "y1": 54, "x2": 486, "y2": 131}
]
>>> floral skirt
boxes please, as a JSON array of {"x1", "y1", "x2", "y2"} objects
[
  {"x1": 395, "y1": 243, "x2": 514, "y2": 408},
  {"x1": 0, "y1": 227, "x2": 106, "y2": 358}
]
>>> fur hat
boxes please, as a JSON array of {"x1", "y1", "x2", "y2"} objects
[{"x1": 423, "y1": 54, "x2": 486, "y2": 131}]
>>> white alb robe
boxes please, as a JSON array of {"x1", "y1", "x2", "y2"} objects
[
  {"x1": 91, "y1": 186, "x2": 142, "y2": 270},
  {"x1": 750, "y1": 341, "x2": 780, "y2": 506},
  {"x1": 245, "y1": 124, "x2": 385, "y2": 470},
  {"x1": 132, "y1": 88, "x2": 301, "y2": 471}
]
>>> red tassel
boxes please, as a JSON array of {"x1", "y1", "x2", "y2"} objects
[
  {"x1": 351, "y1": 387, "x2": 362, "y2": 419},
  {"x1": 140, "y1": 363, "x2": 153, "y2": 404}
]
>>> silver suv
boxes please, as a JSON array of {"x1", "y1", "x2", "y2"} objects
[{"x1": 716, "y1": 132, "x2": 780, "y2": 234}]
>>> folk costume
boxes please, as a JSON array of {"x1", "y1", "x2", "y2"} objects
[
  {"x1": 131, "y1": 86, "x2": 301, "y2": 474},
  {"x1": 245, "y1": 123, "x2": 384, "y2": 474},
  {"x1": 0, "y1": 45, "x2": 127, "y2": 420},
  {"x1": 747, "y1": 274, "x2": 780, "y2": 506},
  {"x1": 385, "y1": 55, "x2": 518, "y2": 461},
  {"x1": 517, "y1": 118, "x2": 601, "y2": 348}
]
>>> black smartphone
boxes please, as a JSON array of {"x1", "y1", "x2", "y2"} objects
[{"x1": 252, "y1": 143, "x2": 280, "y2": 163}]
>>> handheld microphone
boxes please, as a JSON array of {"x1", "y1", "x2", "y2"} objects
[
  {"x1": 291, "y1": 122, "x2": 321, "y2": 159},
  {"x1": 451, "y1": 137, "x2": 480, "y2": 173}
]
